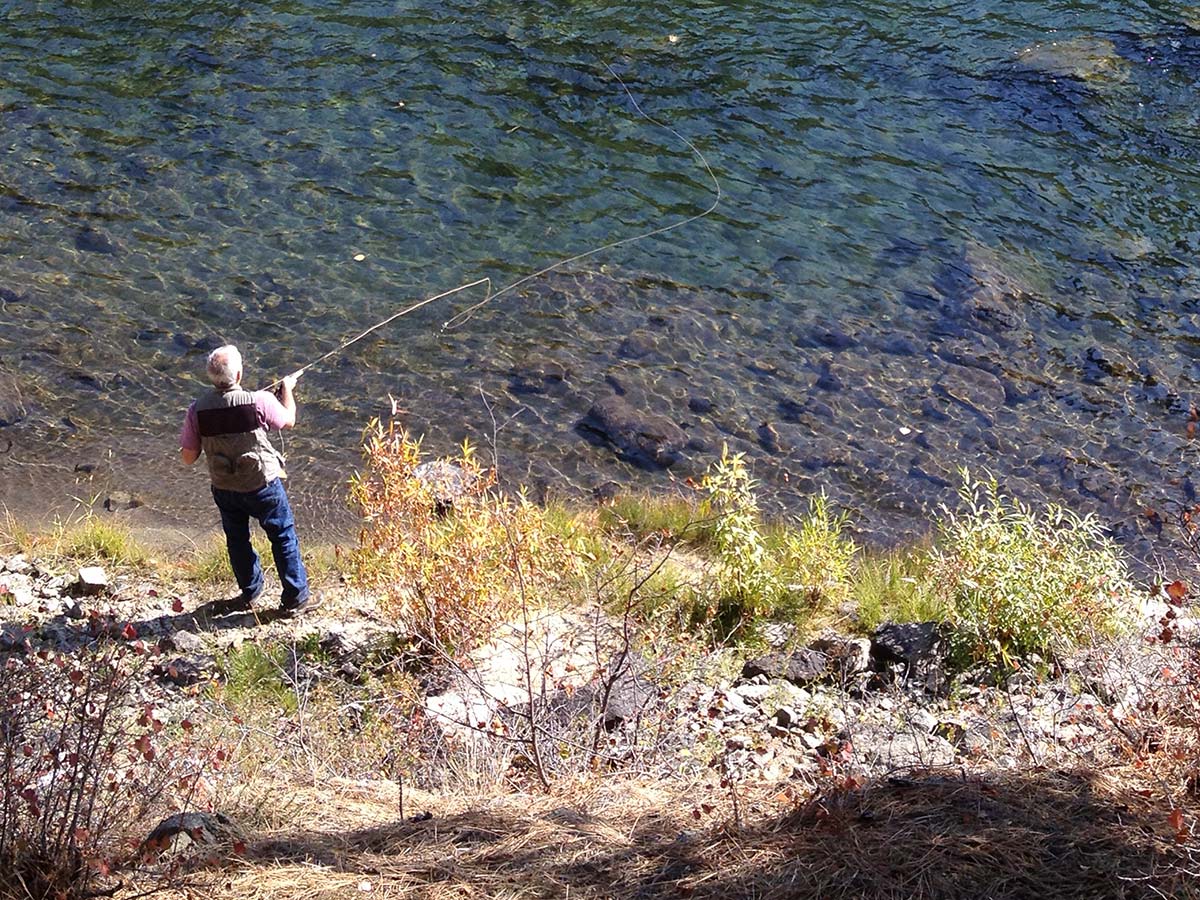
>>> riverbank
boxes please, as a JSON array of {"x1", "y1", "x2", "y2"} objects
[{"x1": 2, "y1": 442, "x2": 1198, "y2": 899}]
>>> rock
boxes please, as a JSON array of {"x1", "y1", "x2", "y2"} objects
[
  {"x1": 871, "y1": 621, "x2": 949, "y2": 694},
  {"x1": 508, "y1": 360, "x2": 569, "y2": 395},
  {"x1": 141, "y1": 811, "x2": 239, "y2": 860},
  {"x1": 413, "y1": 460, "x2": 477, "y2": 513},
  {"x1": 576, "y1": 394, "x2": 687, "y2": 470},
  {"x1": 757, "y1": 422, "x2": 785, "y2": 454},
  {"x1": 936, "y1": 364, "x2": 1007, "y2": 420},
  {"x1": 74, "y1": 227, "x2": 119, "y2": 255},
  {"x1": 931, "y1": 242, "x2": 1030, "y2": 333},
  {"x1": 688, "y1": 395, "x2": 714, "y2": 415},
  {"x1": 169, "y1": 630, "x2": 205, "y2": 654},
  {"x1": 809, "y1": 635, "x2": 872, "y2": 678},
  {"x1": 104, "y1": 491, "x2": 144, "y2": 512},
  {"x1": 743, "y1": 648, "x2": 829, "y2": 685},
  {"x1": 0, "y1": 573, "x2": 35, "y2": 608},
  {"x1": 2, "y1": 554, "x2": 31, "y2": 574},
  {"x1": 775, "y1": 706, "x2": 798, "y2": 729},
  {"x1": 74, "y1": 566, "x2": 108, "y2": 596},
  {"x1": 1013, "y1": 36, "x2": 1130, "y2": 83}
]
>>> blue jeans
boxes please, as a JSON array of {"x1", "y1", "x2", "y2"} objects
[{"x1": 211, "y1": 478, "x2": 308, "y2": 607}]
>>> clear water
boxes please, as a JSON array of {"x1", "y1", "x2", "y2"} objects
[{"x1": 3, "y1": 0, "x2": 1200, "y2": 559}]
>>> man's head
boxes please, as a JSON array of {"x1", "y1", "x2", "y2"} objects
[{"x1": 206, "y1": 345, "x2": 243, "y2": 389}]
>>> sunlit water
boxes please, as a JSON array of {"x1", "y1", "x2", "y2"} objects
[{"x1": 4, "y1": 0, "x2": 1200, "y2": 562}]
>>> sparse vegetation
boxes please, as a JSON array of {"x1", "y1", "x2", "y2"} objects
[{"x1": 933, "y1": 473, "x2": 1133, "y2": 672}]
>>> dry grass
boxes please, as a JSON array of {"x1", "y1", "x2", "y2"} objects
[{"x1": 131, "y1": 766, "x2": 1198, "y2": 900}]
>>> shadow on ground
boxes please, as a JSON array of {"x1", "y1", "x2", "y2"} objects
[{"x1": 172, "y1": 768, "x2": 1198, "y2": 900}]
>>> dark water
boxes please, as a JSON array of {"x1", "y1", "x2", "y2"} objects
[{"x1": 3, "y1": 0, "x2": 1200, "y2": 559}]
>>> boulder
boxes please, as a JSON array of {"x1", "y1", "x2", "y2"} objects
[
  {"x1": 1013, "y1": 36, "x2": 1131, "y2": 84},
  {"x1": 871, "y1": 621, "x2": 950, "y2": 694},
  {"x1": 742, "y1": 648, "x2": 829, "y2": 685},
  {"x1": 600, "y1": 651, "x2": 655, "y2": 729},
  {"x1": 931, "y1": 243, "x2": 1030, "y2": 333},
  {"x1": 808, "y1": 635, "x2": 872, "y2": 678},
  {"x1": 576, "y1": 394, "x2": 686, "y2": 469}
]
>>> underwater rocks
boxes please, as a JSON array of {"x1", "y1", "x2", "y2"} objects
[
  {"x1": 1012, "y1": 36, "x2": 1132, "y2": 84},
  {"x1": 576, "y1": 394, "x2": 687, "y2": 470}
]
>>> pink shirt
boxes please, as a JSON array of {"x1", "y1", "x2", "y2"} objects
[{"x1": 180, "y1": 390, "x2": 291, "y2": 453}]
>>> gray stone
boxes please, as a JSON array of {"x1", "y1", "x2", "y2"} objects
[
  {"x1": 170, "y1": 630, "x2": 205, "y2": 654},
  {"x1": 871, "y1": 621, "x2": 949, "y2": 693},
  {"x1": 576, "y1": 394, "x2": 687, "y2": 470},
  {"x1": 104, "y1": 491, "x2": 144, "y2": 512},
  {"x1": 743, "y1": 648, "x2": 829, "y2": 685},
  {"x1": 602, "y1": 651, "x2": 656, "y2": 728},
  {"x1": 809, "y1": 635, "x2": 872, "y2": 677},
  {"x1": 937, "y1": 364, "x2": 1007, "y2": 420},
  {"x1": 74, "y1": 566, "x2": 108, "y2": 596},
  {"x1": 775, "y1": 706, "x2": 797, "y2": 729},
  {"x1": 1013, "y1": 36, "x2": 1130, "y2": 83}
]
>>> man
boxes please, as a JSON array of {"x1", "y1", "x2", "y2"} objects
[{"x1": 180, "y1": 345, "x2": 317, "y2": 616}]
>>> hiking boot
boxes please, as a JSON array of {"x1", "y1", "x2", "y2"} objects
[
  {"x1": 280, "y1": 593, "x2": 322, "y2": 618},
  {"x1": 208, "y1": 582, "x2": 262, "y2": 616}
]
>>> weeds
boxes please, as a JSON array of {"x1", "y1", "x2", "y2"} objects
[
  {"x1": 853, "y1": 550, "x2": 946, "y2": 632},
  {"x1": 0, "y1": 635, "x2": 216, "y2": 900},
  {"x1": 934, "y1": 473, "x2": 1133, "y2": 672},
  {"x1": 347, "y1": 421, "x2": 566, "y2": 657}
]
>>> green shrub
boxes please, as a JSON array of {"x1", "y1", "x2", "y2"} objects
[
  {"x1": 59, "y1": 516, "x2": 147, "y2": 566},
  {"x1": 852, "y1": 550, "x2": 947, "y2": 632},
  {"x1": 696, "y1": 449, "x2": 857, "y2": 641},
  {"x1": 934, "y1": 473, "x2": 1133, "y2": 671},
  {"x1": 777, "y1": 492, "x2": 857, "y2": 611},
  {"x1": 217, "y1": 643, "x2": 297, "y2": 714}
]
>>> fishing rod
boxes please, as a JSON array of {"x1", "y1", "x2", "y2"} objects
[{"x1": 269, "y1": 63, "x2": 721, "y2": 391}]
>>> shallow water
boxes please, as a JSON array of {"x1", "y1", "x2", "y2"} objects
[{"x1": 3, "y1": 1, "x2": 1200, "y2": 560}]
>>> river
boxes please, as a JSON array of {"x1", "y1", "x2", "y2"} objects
[{"x1": 3, "y1": 1, "x2": 1200, "y2": 561}]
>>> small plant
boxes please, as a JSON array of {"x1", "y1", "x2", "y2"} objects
[
  {"x1": 0, "y1": 634, "x2": 214, "y2": 899},
  {"x1": 597, "y1": 492, "x2": 712, "y2": 546},
  {"x1": 346, "y1": 420, "x2": 565, "y2": 657},
  {"x1": 852, "y1": 550, "x2": 947, "y2": 632},
  {"x1": 777, "y1": 492, "x2": 857, "y2": 611},
  {"x1": 697, "y1": 450, "x2": 857, "y2": 641},
  {"x1": 700, "y1": 446, "x2": 778, "y2": 638},
  {"x1": 934, "y1": 472, "x2": 1133, "y2": 671},
  {"x1": 183, "y1": 533, "x2": 271, "y2": 585},
  {"x1": 216, "y1": 643, "x2": 298, "y2": 714},
  {"x1": 58, "y1": 515, "x2": 147, "y2": 566}
]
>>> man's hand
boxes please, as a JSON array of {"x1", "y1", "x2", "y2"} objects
[
  {"x1": 281, "y1": 371, "x2": 301, "y2": 392},
  {"x1": 275, "y1": 370, "x2": 300, "y2": 428}
]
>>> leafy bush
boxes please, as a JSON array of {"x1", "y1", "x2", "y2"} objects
[
  {"x1": 934, "y1": 473, "x2": 1133, "y2": 671},
  {"x1": 346, "y1": 421, "x2": 564, "y2": 656},
  {"x1": 0, "y1": 636, "x2": 213, "y2": 899},
  {"x1": 698, "y1": 448, "x2": 856, "y2": 640},
  {"x1": 777, "y1": 492, "x2": 857, "y2": 611}
]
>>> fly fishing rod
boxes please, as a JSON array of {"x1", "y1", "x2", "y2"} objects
[{"x1": 268, "y1": 63, "x2": 720, "y2": 390}]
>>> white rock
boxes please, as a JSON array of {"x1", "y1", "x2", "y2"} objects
[{"x1": 76, "y1": 566, "x2": 108, "y2": 595}]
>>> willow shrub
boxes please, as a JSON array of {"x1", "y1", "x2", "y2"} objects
[
  {"x1": 347, "y1": 420, "x2": 564, "y2": 657},
  {"x1": 698, "y1": 447, "x2": 856, "y2": 641},
  {"x1": 934, "y1": 474, "x2": 1133, "y2": 672}
]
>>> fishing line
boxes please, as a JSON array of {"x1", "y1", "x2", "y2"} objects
[{"x1": 273, "y1": 62, "x2": 720, "y2": 389}]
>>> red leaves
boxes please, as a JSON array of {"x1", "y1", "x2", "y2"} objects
[
  {"x1": 120, "y1": 623, "x2": 137, "y2": 641},
  {"x1": 1168, "y1": 808, "x2": 1191, "y2": 843},
  {"x1": 171, "y1": 598, "x2": 184, "y2": 613},
  {"x1": 1165, "y1": 580, "x2": 1189, "y2": 605},
  {"x1": 132, "y1": 734, "x2": 155, "y2": 761}
]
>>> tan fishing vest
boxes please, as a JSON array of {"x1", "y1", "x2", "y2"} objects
[{"x1": 194, "y1": 387, "x2": 285, "y2": 492}]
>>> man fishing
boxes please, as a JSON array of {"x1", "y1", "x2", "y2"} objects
[{"x1": 179, "y1": 344, "x2": 318, "y2": 617}]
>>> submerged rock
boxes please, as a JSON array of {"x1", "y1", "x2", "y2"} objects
[
  {"x1": 74, "y1": 226, "x2": 119, "y2": 254},
  {"x1": 1012, "y1": 36, "x2": 1131, "y2": 84},
  {"x1": 576, "y1": 394, "x2": 686, "y2": 470}
]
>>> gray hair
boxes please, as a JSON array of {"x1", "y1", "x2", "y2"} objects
[{"x1": 206, "y1": 345, "x2": 242, "y2": 389}]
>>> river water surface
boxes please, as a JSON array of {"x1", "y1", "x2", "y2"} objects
[{"x1": 3, "y1": 1, "x2": 1200, "y2": 558}]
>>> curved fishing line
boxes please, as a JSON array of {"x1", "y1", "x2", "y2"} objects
[
  {"x1": 440, "y1": 63, "x2": 721, "y2": 330},
  {"x1": 271, "y1": 62, "x2": 719, "y2": 390},
  {"x1": 264, "y1": 276, "x2": 493, "y2": 389}
]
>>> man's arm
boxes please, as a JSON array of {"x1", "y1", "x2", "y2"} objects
[
  {"x1": 276, "y1": 374, "x2": 298, "y2": 429},
  {"x1": 180, "y1": 404, "x2": 201, "y2": 465}
]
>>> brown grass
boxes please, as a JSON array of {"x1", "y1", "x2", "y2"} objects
[{"x1": 131, "y1": 766, "x2": 1197, "y2": 900}]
